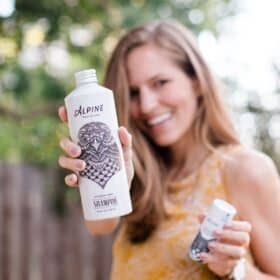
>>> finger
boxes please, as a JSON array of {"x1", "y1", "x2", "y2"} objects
[
  {"x1": 118, "y1": 126, "x2": 132, "y2": 161},
  {"x1": 118, "y1": 126, "x2": 132, "y2": 148},
  {"x1": 197, "y1": 213, "x2": 206, "y2": 223},
  {"x1": 224, "y1": 221, "x2": 252, "y2": 233},
  {"x1": 208, "y1": 241, "x2": 246, "y2": 259},
  {"x1": 200, "y1": 252, "x2": 237, "y2": 266},
  {"x1": 200, "y1": 252, "x2": 237, "y2": 277},
  {"x1": 58, "y1": 155, "x2": 86, "y2": 172},
  {"x1": 65, "y1": 173, "x2": 79, "y2": 187},
  {"x1": 58, "y1": 106, "x2": 68, "y2": 123},
  {"x1": 215, "y1": 229, "x2": 250, "y2": 247},
  {"x1": 118, "y1": 126, "x2": 134, "y2": 185},
  {"x1": 60, "y1": 138, "x2": 81, "y2": 157}
]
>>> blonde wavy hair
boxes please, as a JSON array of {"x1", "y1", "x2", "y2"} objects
[{"x1": 104, "y1": 20, "x2": 240, "y2": 242}]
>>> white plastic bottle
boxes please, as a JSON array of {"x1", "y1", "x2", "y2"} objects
[
  {"x1": 65, "y1": 69, "x2": 132, "y2": 220},
  {"x1": 189, "y1": 199, "x2": 236, "y2": 261}
]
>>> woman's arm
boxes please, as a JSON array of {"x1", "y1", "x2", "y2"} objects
[
  {"x1": 85, "y1": 218, "x2": 120, "y2": 235},
  {"x1": 224, "y1": 148, "x2": 280, "y2": 279}
]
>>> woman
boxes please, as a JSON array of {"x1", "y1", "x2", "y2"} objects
[{"x1": 58, "y1": 20, "x2": 280, "y2": 279}]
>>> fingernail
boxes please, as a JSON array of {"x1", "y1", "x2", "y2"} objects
[
  {"x1": 224, "y1": 223, "x2": 232, "y2": 229},
  {"x1": 69, "y1": 174, "x2": 75, "y2": 181},
  {"x1": 66, "y1": 174, "x2": 74, "y2": 183},
  {"x1": 199, "y1": 253, "x2": 207, "y2": 263},
  {"x1": 208, "y1": 242, "x2": 216, "y2": 248},
  {"x1": 76, "y1": 161, "x2": 85, "y2": 170},
  {"x1": 71, "y1": 147, "x2": 80, "y2": 155},
  {"x1": 215, "y1": 229, "x2": 222, "y2": 237}
]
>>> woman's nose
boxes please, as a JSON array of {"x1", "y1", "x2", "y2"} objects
[{"x1": 139, "y1": 88, "x2": 158, "y2": 114}]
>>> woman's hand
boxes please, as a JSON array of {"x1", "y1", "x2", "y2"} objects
[
  {"x1": 57, "y1": 105, "x2": 134, "y2": 188},
  {"x1": 200, "y1": 219, "x2": 251, "y2": 278},
  {"x1": 118, "y1": 126, "x2": 134, "y2": 187}
]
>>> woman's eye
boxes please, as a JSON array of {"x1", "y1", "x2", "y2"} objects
[
  {"x1": 130, "y1": 88, "x2": 139, "y2": 99},
  {"x1": 154, "y1": 79, "x2": 169, "y2": 88}
]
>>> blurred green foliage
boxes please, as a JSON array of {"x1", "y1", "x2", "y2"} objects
[
  {"x1": 1, "y1": 0, "x2": 279, "y2": 171},
  {"x1": 0, "y1": 0, "x2": 238, "y2": 166}
]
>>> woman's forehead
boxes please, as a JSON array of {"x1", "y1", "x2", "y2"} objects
[{"x1": 126, "y1": 44, "x2": 178, "y2": 86}]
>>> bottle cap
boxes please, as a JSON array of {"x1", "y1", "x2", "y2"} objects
[
  {"x1": 200, "y1": 199, "x2": 236, "y2": 240},
  {"x1": 210, "y1": 199, "x2": 236, "y2": 219},
  {"x1": 75, "y1": 69, "x2": 97, "y2": 86}
]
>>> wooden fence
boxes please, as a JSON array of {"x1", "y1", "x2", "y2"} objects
[{"x1": 0, "y1": 161, "x2": 114, "y2": 280}]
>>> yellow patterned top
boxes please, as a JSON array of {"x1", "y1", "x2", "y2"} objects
[{"x1": 111, "y1": 145, "x2": 253, "y2": 280}]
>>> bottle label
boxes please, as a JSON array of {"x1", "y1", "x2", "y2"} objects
[
  {"x1": 78, "y1": 121, "x2": 122, "y2": 189},
  {"x1": 200, "y1": 215, "x2": 227, "y2": 239},
  {"x1": 93, "y1": 194, "x2": 118, "y2": 210},
  {"x1": 74, "y1": 104, "x2": 104, "y2": 117}
]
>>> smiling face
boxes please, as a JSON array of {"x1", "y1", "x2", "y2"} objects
[{"x1": 126, "y1": 43, "x2": 199, "y2": 148}]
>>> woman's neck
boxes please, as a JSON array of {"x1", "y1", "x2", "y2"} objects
[{"x1": 167, "y1": 132, "x2": 210, "y2": 180}]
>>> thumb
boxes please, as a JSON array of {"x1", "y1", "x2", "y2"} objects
[
  {"x1": 118, "y1": 126, "x2": 134, "y2": 186},
  {"x1": 197, "y1": 213, "x2": 207, "y2": 224},
  {"x1": 118, "y1": 126, "x2": 132, "y2": 161}
]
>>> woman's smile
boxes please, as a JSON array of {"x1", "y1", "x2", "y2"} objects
[{"x1": 147, "y1": 111, "x2": 173, "y2": 127}]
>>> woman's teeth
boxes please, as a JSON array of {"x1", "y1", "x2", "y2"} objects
[{"x1": 148, "y1": 112, "x2": 172, "y2": 126}]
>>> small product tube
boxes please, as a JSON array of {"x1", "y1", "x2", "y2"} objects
[
  {"x1": 65, "y1": 69, "x2": 132, "y2": 220},
  {"x1": 189, "y1": 199, "x2": 236, "y2": 262}
]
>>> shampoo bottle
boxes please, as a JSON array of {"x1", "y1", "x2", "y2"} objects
[{"x1": 65, "y1": 69, "x2": 132, "y2": 220}]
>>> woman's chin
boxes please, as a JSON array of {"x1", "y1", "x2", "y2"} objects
[{"x1": 150, "y1": 133, "x2": 181, "y2": 147}]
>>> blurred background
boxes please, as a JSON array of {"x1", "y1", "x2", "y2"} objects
[{"x1": 0, "y1": 0, "x2": 279, "y2": 279}]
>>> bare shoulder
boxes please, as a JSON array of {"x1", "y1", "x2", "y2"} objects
[
  {"x1": 222, "y1": 146, "x2": 280, "y2": 214},
  {"x1": 223, "y1": 146, "x2": 277, "y2": 184},
  {"x1": 223, "y1": 146, "x2": 280, "y2": 275}
]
